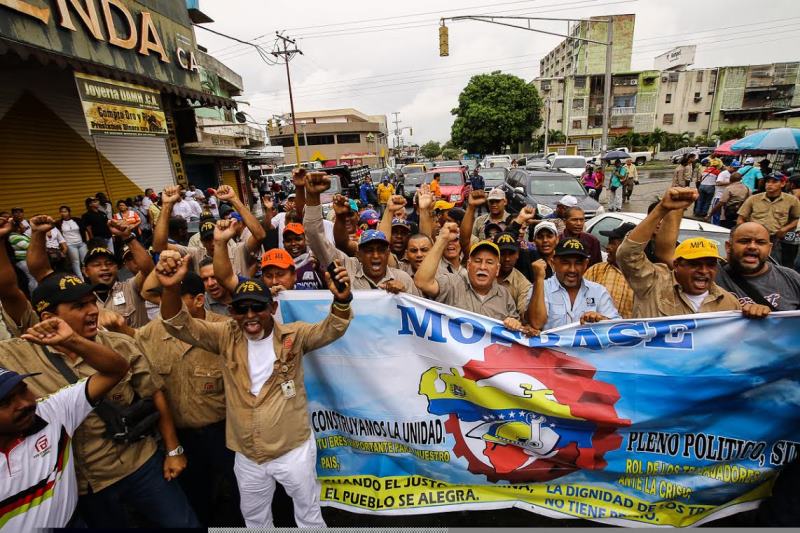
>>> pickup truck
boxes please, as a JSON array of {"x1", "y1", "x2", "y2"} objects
[{"x1": 588, "y1": 147, "x2": 652, "y2": 166}]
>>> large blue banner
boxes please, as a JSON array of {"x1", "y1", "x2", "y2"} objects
[{"x1": 279, "y1": 291, "x2": 800, "y2": 526}]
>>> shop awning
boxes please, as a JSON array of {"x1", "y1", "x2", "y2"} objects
[
  {"x1": 0, "y1": 38, "x2": 237, "y2": 109},
  {"x1": 182, "y1": 145, "x2": 285, "y2": 160}
]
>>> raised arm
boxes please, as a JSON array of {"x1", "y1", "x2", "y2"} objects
[
  {"x1": 0, "y1": 216, "x2": 36, "y2": 326},
  {"x1": 415, "y1": 221, "x2": 457, "y2": 297},
  {"x1": 152, "y1": 186, "x2": 180, "y2": 253},
  {"x1": 212, "y1": 219, "x2": 240, "y2": 294},
  {"x1": 21, "y1": 317, "x2": 129, "y2": 403},
  {"x1": 461, "y1": 190, "x2": 484, "y2": 252},
  {"x1": 27, "y1": 215, "x2": 56, "y2": 281},
  {"x1": 628, "y1": 187, "x2": 697, "y2": 246},
  {"x1": 291, "y1": 168, "x2": 307, "y2": 216},
  {"x1": 653, "y1": 206, "x2": 682, "y2": 266},
  {"x1": 139, "y1": 268, "x2": 161, "y2": 306},
  {"x1": 108, "y1": 219, "x2": 153, "y2": 289},
  {"x1": 527, "y1": 259, "x2": 548, "y2": 331},
  {"x1": 417, "y1": 184, "x2": 435, "y2": 238},
  {"x1": 304, "y1": 172, "x2": 342, "y2": 267},
  {"x1": 216, "y1": 185, "x2": 266, "y2": 252},
  {"x1": 331, "y1": 194, "x2": 358, "y2": 257}
]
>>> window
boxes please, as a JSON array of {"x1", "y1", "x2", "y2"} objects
[
  {"x1": 572, "y1": 98, "x2": 584, "y2": 110},
  {"x1": 696, "y1": 70, "x2": 704, "y2": 82},
  {"x1": 572, "y1": 120, "x2": 582, "y2": 129},
  {"x1": 336, "y1": 133, "x2": 361, "y2": 144},
  {"x1": 589, "y1": 216, "x2": 624, "y2": 247},
  {"x1": 688, "y1": 112, "x2": 698, "y2": 122},
  {"x1": 574, "y1": 76, "x2": 586, "y2": 89},
  {"x1": 665, "y1": 93, "x2": 672, "y2": 103},
  {"x1": 306, "y1": 134, "x2": 335, "y2": 146},
  {"x1": 694, "y1": 92, "x2": 702, "y2": 101},
  {"x1": 663, "y1": 113, "x2": 674, "y2": 125}
]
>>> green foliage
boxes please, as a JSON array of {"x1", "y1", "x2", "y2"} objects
[
  {"x1": 419, "y1": 141, "x2": 442, "y2": 160},
  {"x1": 713, "y1": 126, "x2": 747, "y2": 142},
  {"x1": 547, "y1": 129, "x2": 566, "y2": 144},
  {"x1": 451, "y1": 72, "x2": 542, "y2": 155},
  {"x1": 441, "y1": 148, "x2": 461, "y2": 160},
  {"x1": 612, "y1": 131, "x2": 643, "y2": 149}
]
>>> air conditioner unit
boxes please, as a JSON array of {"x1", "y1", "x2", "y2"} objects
[
  {"x1": 661, "y1": 75, "x2": 669, "y2": 82},
  {"x1": 694, "y1": 96, "x2": 702, "y2": 103}
]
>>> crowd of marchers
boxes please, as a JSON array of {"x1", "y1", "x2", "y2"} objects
[{"x1": 0, "y1": 165, "x2": 799, "y2": 531}]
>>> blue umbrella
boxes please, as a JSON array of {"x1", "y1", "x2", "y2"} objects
[{"x1": 731, "y1": 128, "x2": 800, "y2": 151}]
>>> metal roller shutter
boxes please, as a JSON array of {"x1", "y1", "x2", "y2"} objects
[
  {"x1": 222, "y1": 169, "x2": 241, "y2": 199},
  {"x1": 94, "y1": 136, "x2": 175, "y2": 202}
]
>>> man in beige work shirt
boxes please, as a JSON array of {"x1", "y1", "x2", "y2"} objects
[
  {"x1": 157, "y1": 250, "x2": 353, "y2": 528},
  {"x1": 493, "y1": 231, "x2": 533, "y2": 319},
  {"x1": 303, "y1": 172, "x2": 419, "y2": 295},
  {"x1": 415, "y1": 222, "x2": 532, "y2": 334},
  {"x1": 135, "y1": 270, "x2": 238, "y2": 526},
  {"x1": 617, "y1": 187, "x2": 771, "y2": 319},
  {"x1": 0, "y1": 273, "x2": 197, "y2": 528},
  {"x1": 26, "y1": 215, "x2": 153, "y2": 328}
]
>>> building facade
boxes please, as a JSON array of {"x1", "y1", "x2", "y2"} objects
[
  {"x1": 268, "y1": 108, "x2": 389, "y2": 167},
  {"x1": 0, "y1": 0, "x2": 241, "y2": 215}
]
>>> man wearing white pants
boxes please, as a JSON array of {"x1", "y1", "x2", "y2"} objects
[{"x1": 156, "y1": 247, "x2": 353, "y2": 527}]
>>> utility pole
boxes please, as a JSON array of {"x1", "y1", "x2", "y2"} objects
[
  {"x1": 392, "y1": 111, "x2": 402, "y2": 150},
  {"x1": 272, "y1": 33, "x2": 303, "y2": 166},
  {"x1": 543, "y1": 96, "x2": 551, "y2": 154},
  {"x1": 439, "y1": 14, "x2": 613, "y2": 155}
]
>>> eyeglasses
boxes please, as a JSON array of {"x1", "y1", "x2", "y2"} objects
[{"x1": 231, "y1": 302, "x2": 269, "y2": 315}]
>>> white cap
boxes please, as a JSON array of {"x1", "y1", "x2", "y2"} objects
[
  {"x1": 744, "y1": 157, "x2": 755, "y2": 165},
  {"x1": 487, "y1": 188, "x2": 506, "y2": 201},
  {"x1": 558, "y1": 195, "x2": 578, "y2": 207},
  {"x1": 533, "y1": 221, "x2": 558, "y2": 238}
]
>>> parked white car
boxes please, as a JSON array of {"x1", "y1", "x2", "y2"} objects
[
  {"x1": 481, "y1": 155, "x2": 512, "y2": 168},
  {"x1": 584, "y1": 212, "x2": 730, "y2": 259},
  {"x1": 588, "y1": 147, "x2": 652, "y2": 166},
  {"x1": 547, "y1": 155, "x2": 587, "y2": 177}
]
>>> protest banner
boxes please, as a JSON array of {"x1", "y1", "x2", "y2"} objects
[{"x1": 279, "y1": 291, "x2": 800, "y2": 526}]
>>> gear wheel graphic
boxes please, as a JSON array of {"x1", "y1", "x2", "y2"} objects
[{"x1": 446, "y1": 342, "x2": 630, "y2": 483}]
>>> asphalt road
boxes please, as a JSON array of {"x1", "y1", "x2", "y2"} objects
[{"x1": 614, "y1": 167, "x2": 675, "y2": 215}]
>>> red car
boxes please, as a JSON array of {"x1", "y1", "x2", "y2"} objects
[{"x1": 425, "y1": 166, "x2": 471, "y2": 206}]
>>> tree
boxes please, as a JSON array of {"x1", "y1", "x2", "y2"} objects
[
  {"x1": 451, "y1": 72, "x2": 542, "y2": 155},
  {"x1": 613, "y1": 131, "x2": 643, "y2": 149},
  {"x1": 645, "y1": 128, "x2": 669, "y2": 150},
  {"x1": 419, "y1": 141, "x2": 442, "y2": 159},
  {"x1": 713, "y1": 126, "x2": 746, "y2": 142},
  {"x1": 441, "y1": 148, "x2": 461, "y2": 160},
  {"x1": 547, "y1": 129, "x2": 566, "y2": 144}
]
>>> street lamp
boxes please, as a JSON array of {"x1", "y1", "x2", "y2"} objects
[{"x1": 439, "y1": 15, "x2": 614, "y2": 154}]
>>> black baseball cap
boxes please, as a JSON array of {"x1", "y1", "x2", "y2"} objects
[
  {"x1": 554, "y1": 238, "x2": 590, "y2": 258},
  {"x1": 448, "y1": 207, "x2": 466, "y2": 224},
  {"x1": 0, "y1": 368, "x2": 41, "y2": 402},
  {"x1": 84, "y1": 246, "x2": 117, "y2": 266},
  {"x1": 599, "y1": 222, "x2": 636, "y2": 241},
  {"x1": 180, "y1": 271, "x2": 206, "y2": 297},
  {"x1": 199, "y1": 220, "x2": 216, "y2": 241},
  {"x1": 230, "y1": 279, "x2": 273, "y2": 305},
  {"x1": 32, "y1": 273, "x2": 95, "y2": 314},
  {"x1": 493, "y1": 232, "x2": 519, "y2": 252}
]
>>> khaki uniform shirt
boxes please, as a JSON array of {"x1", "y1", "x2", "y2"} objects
[
  {"x1": 0, "y1": 331, "x2": 162, "y2": 494},
  {"x1": 617, "y1": 236, "x2": 740, "y2": 318},
  {"x1": 98, "y1": 278, "x2": 149, "y2": 328},
  {"x1": 304, "y1": 204, "x2": 420, "y2": 295},
  {"x1": 498, "y1": 268, "x2": 532, "y2": 319},
  {"x1": 584, "y1": 261, "x2": 634, "y2": 319},
  {"x1": 136, "y1": 311, "x2": 228, "y2": 429},
  {"x1": 0, "y1": 300, "x2": 39, "y2": 340},
  {"x1": 473, "y1": 211, "x2": 510, "y2": 239},
  {"x1": 435, "y1": 272, "x2": 519, "y2": 320},
  {"x1": 173, "y1": 240, "x2": 250, "y2": 276},
  {"x1": 163, "y1": 307, "x2": 351, "y2": 464},
  {"x1": 737, "y1": 192, "x2": 800, "y2": 236}
]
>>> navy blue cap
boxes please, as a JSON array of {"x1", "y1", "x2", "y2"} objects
[
  {"x1": 359, "y1": 209, "x2": 380, "y2": 224},
  {"x1": 358, "y1": 229, "x2": 389, "y2": 247},
  {"x1": 0, "y1": 368, "x2": 40, "y2": 401},
  {"x1": 230, "y1": 279, "x2": 273, "y2": 304}
]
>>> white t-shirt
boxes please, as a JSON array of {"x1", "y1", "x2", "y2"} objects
[
  {"x1": 45, "y1": 228, "x2": 66, "y2": 250},
  {"x1": 60, "y1": 219, "x2": 83, "y2": 245},
  {"x1": 208, "y1": 196, "x2": 219, "y2": 219},
  {"x1": 0, "y1": 379, "x2": 93, "y2": 531},
  {"x1": 272, "y1": 212, "x2": 335, "y2": 248},
  {"x1": 171, "y1": 200, "x2": 194, "y2": 220},
  {"x1": 714, "y1": 171, "x2": 731, "y2": 199},
  {"x1": 247, "y1": 333, "x2": 275, "y2": 396},
  {"x1": 685, "y1": 291, "x2": 709, "y2": 312}
]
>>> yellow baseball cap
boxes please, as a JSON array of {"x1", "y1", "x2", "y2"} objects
[
  {"x1": 433, "y1": 200, "x2": 455, "y2": 211},
  {"x1": 469, "y1": 240, "x2": 500, "y2": 257},
  {"x1": 674, "y1": 238, "x2": 721, "y2": 260}
]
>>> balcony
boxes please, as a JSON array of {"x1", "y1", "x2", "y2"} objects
[{"x1": 611, "y1": 106, "x2": 636, "y2": 116}]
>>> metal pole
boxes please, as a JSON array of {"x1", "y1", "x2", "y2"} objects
[
  {"x1": 543, "y1": 97, "x2": 550, "y2": 154},
  {"x1": 282, "y1": 39, "x2": 302, "y2": 166},
  {"x1": 601, "y1": 20, "x2": 613, "y2": 153}
]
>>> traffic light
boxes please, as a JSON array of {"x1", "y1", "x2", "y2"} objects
[{"x1": 439, "y1": 24, "x2": 449, "y2": 57}]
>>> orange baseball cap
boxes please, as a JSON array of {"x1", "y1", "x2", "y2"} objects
[
  {"x1": 261, "y1": 248, "x2": 295, "y2": 269},
  {"x1": 283, "y1": 223, "x2": 305, "y2": 235}
]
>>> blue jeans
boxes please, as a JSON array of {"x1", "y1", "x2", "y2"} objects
[
  {"x1": 695, "y1": 184, "x2": 715, "y2": 216},
  {"x1": 78, "y1": 450, "x2": 200, "y2": 528}
]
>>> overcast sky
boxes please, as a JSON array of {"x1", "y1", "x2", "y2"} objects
[{"x1": 197, "y1": 0, "x2": 799, "y2": 144}]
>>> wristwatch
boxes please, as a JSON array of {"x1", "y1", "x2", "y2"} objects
[{"x1": 167, "y1": 445, "x2": 184, "y2": 457}]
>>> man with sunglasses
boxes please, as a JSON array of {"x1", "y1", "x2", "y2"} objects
[{"x1": 157, "y1": 250, "x2": 353, "y2": 528}]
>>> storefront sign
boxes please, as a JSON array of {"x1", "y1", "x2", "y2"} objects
[
  {"x1": 75, "y1": 72, "x2": 168, "y2": 136},
  {"x1": 162, "y1": 98, "x2": 187, "y2": 186},
  {"x1": 0, "y1": 0, "x2": 201, "y2": 90}
]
